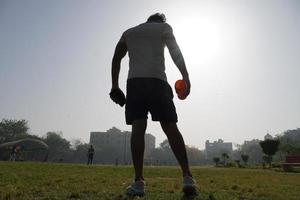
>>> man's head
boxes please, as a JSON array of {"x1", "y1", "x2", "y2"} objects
[{"x1": 147, "y1": 13, "x2": 166, "y2": 23}]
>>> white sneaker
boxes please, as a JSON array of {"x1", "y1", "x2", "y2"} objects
[
  {"x1": 182, "y1": 176, "x2": 198, "y2": 196},
  {"x1": 126, "y1": 180, "x2": 145, "y2": 197}
]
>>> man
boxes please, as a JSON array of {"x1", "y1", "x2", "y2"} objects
[
  {"x1": 10, "y1": 145, "x2": 17, "y2": 161},
  {"x1": 110, "y1": 13, "x2": 197, "y2": 196},
  {"x1": 87, "y1": 145, "x2": 95, "y2": 165}
]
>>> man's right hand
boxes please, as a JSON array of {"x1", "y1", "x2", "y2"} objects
[{"x1": 109, "y1": 88, "x2": 126, "y2": 107}]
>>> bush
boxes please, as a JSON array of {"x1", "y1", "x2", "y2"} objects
[
  {"x1": 271, "y1": 163, "x2": 282, "y2": 168},
  {"x1": 225, "y1": 162, "x2": 237, "y2": 168}
]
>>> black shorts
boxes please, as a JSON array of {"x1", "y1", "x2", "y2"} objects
[{"x1": 125, "y1": 78, "x2": 178, "y2": 125}]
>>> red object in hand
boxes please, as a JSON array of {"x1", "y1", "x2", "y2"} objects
[{"x1": 175, "y1": 80, "x2": 187, "y2": 100}]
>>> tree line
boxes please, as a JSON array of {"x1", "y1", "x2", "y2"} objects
[
  {"x1": 0, "y1": 119, "x2": 88, "y2": 162},
  {"x1": 0, "y1": 118, "x2": 299, "y2": 166}
]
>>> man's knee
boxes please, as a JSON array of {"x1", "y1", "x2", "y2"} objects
[{"x1": 132, "y1": 119, "x2": 147, "y2": 134}]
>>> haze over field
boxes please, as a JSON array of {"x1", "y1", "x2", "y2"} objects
[{"x1": 1, "y1": 0, "x2": 299, "y2": 149}]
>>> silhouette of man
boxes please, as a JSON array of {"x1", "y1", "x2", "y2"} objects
[
  {"x1": 87, "y1": 145, "x2": 95, "y2": 165},
  {"x1": 10, "y1": 145, "x2": 17, "y2": 161},
  {"x1": 110, "y1": 13, "x2": 197, "y2": 196}
]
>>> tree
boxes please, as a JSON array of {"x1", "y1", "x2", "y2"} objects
[
  {"x1": 0, "y1": 119, "x2": 29, "y2": 143},
  {"x1": 95, "y1": 145, "x2": 124, "y2": 164},
  {"x1": 278, "y1": 128, "x2": 300, "y2": 154},
  {"x1": 186, "y1": 146, "x2": 206, "y2": 165},
  {"x1": 213, "y1": 157, "x2": 220, "y2": 167},
  {"x1": 221, "y1": 153, "x2": 229, "y2": 166},
  {"x1": 149, "y1": 142, "x2": 206, "y2": 166},
  {"x1": 262, "y1": 155, "x2": 272, "y2": 167},
  {"x1": 238, "y1": 140, "x2": 264, "y2": 164},
  {"x1": 159, "y1": 139, "x2": 177, "y2": 165},
  {"x1": 160, "y1": 139, "x2": 171, "y2": 149},
  {"x1": 235, "y1": 160, "x2": 241, "y2": 168},
  {"x1": 148, "y1": 139, "x2": 177, "y2": 165},
  {"x1": 259, "y1": 139, "x2": 280, "y2": 167},
  {"x1": 71, "y1": 139, "x2": 90, "y2": 163},
  {"x1": 43, "y1": 132, "x2": 72, "y2": 162},
  {"x1": 241, "y1": 154, "x2": 249, "y2": 166},
  {"x1": 149, "y1": 148, "x2": 165, "y2": 165}
]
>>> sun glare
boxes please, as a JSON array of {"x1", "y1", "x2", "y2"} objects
[{"x1": 174, "y1": 18, "x2": 221, "y2": 65}]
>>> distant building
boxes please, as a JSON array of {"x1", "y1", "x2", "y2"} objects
[
  {"x1": 90, "y1": 127, "x2": 155, "y2": 164},
  {"x1": 205, "y1": 139, "x2": 233, "y2": 158}
]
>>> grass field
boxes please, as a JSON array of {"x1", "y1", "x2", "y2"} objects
[{"x1": 0, "y1": 162, "x2": 300, "y2": 200}]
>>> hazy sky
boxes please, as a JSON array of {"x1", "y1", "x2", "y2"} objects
[{"x1": 1, "y1": 0, "x2": 299, "y2": 149}]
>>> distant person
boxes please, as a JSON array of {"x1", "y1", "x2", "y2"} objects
[
  {"x1": 10, "y1": 145, "x2": 17, "y2": 161},
  {"x1": 87, "y1": 145, "x2": 95, "y2": 165},
  {"x1": 110, "y1": 13, "x2": 197, "y2": 196}
]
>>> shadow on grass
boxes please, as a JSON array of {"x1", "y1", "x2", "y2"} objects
[
  {"x1": 124, "y1": 194, "x2": 144, "y2": 200},
  {"x1": 181, "y1": 194, "x2": 199, "y2": 200}
]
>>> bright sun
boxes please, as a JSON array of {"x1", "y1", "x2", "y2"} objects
[{"x1": 174, "y1": 18, "x2": 221, "y2": 65}]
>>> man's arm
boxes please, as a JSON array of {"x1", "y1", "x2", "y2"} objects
[
  {"x1": 110, "y1": 39, "x2": 128, "y2": 107},
  {"x1": 111, "y1": 40, "x2": 128, "y2": 89},
  {"x1": 164, "y1": 25, "x2": 191, "y2": 97}
]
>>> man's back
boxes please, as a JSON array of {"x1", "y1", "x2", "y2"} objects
[
  {"x1": 110, "y1": 13, "x2": 196, "y2": 197},
  {"x1": 121, "y1": 22, "x2": 174, "y2": 81}
]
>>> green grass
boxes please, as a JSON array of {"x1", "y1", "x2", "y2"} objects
[{"x1": 0, "y1": 162, "x2": 300, "y2": 200}]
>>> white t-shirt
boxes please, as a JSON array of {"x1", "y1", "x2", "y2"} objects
[{"x1": 119, "y1": 22, "x2": 185, "y2": 82}]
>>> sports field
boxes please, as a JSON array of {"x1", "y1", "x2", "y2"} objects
[{"x1": 0, "y1": 162, "x2": 300, "y2": 200}]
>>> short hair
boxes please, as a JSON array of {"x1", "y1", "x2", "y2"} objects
[{"x1": 147, "y1": 13, "x2": 166, "y2": 23}]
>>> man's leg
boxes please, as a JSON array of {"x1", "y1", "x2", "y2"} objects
[
  {"x1": 160, "y1": 121, "x2": 192, "y2": 177},
  {"x1": 131, "y1": 119, "x2": 147, "y2": 181}
]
